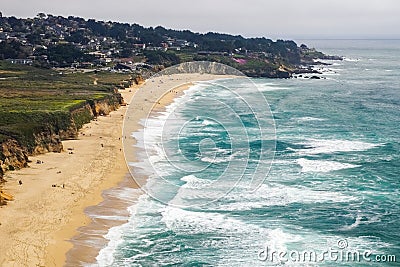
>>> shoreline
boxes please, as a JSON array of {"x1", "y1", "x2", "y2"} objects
[
  {"x1": 0, "y1": 73, "x2": 236, "y2": 266},
  {"x1": 0, "y1": 86, "x2": 138, "y2": 267},
  {"x1": 77, "y1": 73, "x2": 237, "y2": 265}
]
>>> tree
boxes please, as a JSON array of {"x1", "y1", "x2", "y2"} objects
[
  {"x1": 0, "y1": 40, "x2": 28, "y2": 59},
  {"x1": 120, "y1": 48, "x2": 133, "y2": 58},
  {"x1": 26, "y1": 33, "x2": 42, "y2": 45},
  {"x1": 143, "y1": 50, "x2": 180, "y2": 66},
  {"x1": 36, "y1": 13, "x2": 46, "y2": 19},
  {"x1": 65, "y1": 31, "x2": 89, "y2": 44},
  {"x1": 87, "y1": 19, "x2": 107, "y2": 36},
  {"x1": 46, "y1": 44, "x2": 94, "y2": 67}
]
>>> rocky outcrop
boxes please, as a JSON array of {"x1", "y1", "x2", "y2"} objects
[
  {"x1": 0, "y1": 167, "x2": 4, "y2": 183},
  {"x1": 93, "y1": 99, "x2": 115, "y2": 116},
  {"x1": 32, "y1": 131, "x2": 63, "y2": 155},
  {"x1": 0, "y1": 139, "x2": 29, "y2": 179},
  {"x1": 133, "y1": 75, "x2": 145, "y2": 85}
]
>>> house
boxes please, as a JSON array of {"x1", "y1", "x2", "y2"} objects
[
  {"x1": 133, "y1": 43, "x2": 146, "y2": 50},
  {"x1": 145, "y1": 46, "x2": 166, "y2": 51},
  {"x1": 114, "y1": 63, "x2": 135, "y2": 71},
  {"x1": 6, "y1": 59, "x2": 33, "y2": 65},
  {"x1": 89, "y1": 51, "x2": 107, "y2": 59},
  {"x1": 113, "y1": 62, "x2": 152, "y2": 72},
  {"x1": 168, "y1": 46, "x2": 181, "y2": 51},
  {"x1": 175, "y1": 39, "x2": 189, "y2": 47}
]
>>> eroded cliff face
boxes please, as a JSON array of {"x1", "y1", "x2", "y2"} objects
[
  {"x1": 0, "y1": 95, "x2": 121, "y2": 180},
  {"x1": 32, "y1": 131, "x2": 63, "y2": 155},
  {"x1": 0, "y1": 139, "x2": 29, "y2": 179},
  {"x1": 93, "y1": 100, "x2": 114, "y2": 116},
  {"x1": 161, "y1": 61, "x2": 245, "y2": 77},
  {"x1": 134, "y1": 75, "x2": 145, "y2": 85}
]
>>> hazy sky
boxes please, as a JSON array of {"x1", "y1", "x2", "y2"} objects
[{"x1": 1, "y1": 0, "x2": 400, "y2": 39}]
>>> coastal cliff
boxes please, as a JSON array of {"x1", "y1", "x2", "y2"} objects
[
  {"x1": 0, "y1": 139, "x2": 29, "y2": 182},
  {"x1": 161, "y1": 61, "x2": 244, "y2": 76},
  {"x1": 0, "y1": 94, "x2": 122, "y2": 181}
]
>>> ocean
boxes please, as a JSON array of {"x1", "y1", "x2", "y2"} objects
[{"x1": 95, "y1": 40, "x2": 400, "y2": 266}]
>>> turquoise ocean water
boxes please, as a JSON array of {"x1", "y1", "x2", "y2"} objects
[{"x1": 96, "y1": 40, "x2": 400, "y2": 266}]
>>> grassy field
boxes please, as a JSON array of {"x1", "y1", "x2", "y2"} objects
[
  {"x1": 0, "y1": 61, "x2": 132, "y2": 98},
  {"x1": 0, "y1": 61, "x2": 133, "y2": 151}
]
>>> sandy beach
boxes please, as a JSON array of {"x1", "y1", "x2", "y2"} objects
[
  {"x1": 0, "y1": 73, "x2": 234, "y2": 266},
  {"x1": 0, "y1": 85, "x2": 137, "y2": 267}
]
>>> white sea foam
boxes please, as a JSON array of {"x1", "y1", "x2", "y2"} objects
[
  {"x1": 200, "y1": 149, "x2": 243, "y2": 164},
  {"x1": 296, "y1": 158, "x2": 360, "y2": 173},
  {"x1": 201, "y1": 155, "x2": 230, "y2": 163},
  {"x1": 343, "y1": 57, "x2": 360, "y2": 62},
  {"x1": 160, "y1": 204, "x2": 390, "y2": 264},
  {"x1": 341, "y1": 214, "x2": 363, "y2": 231},
  {"x1": 321, "y1": 71, "x2": 340, "y2": 76},
  {"x1": 161, "y1": 206, "x2": 255, "y2": 234},
  {"x1": 312, "y1": 67, "x2": 340, "y2": 75},
  {"x1": 93, "y1": 226, "x2": 124, "y2": 266},
  {"x1": 256, "y1": 84, "x2": 291, "y2": 91},
  {"x1": 161, "y1": 206, "x2": 301, "y2": 253},
  {"x1": 135, "y1": 83, "x2": 204, "y2": 168},
  {"x1": 94, "y1": 193, "x2": 143, "y2": 267},
  {"x1": 201, "y1": 119, "x2": 216, "y2": 126},
  {"x1": 265, "y1": 228, "x2": 303, "y2": 251},
  {"x1": 181, "y1": 175, "x2": 212, "y2": 189},
  {"x1": 340, "y1": 211, "x2": 385, "y2": 231},
  {"x1": 295, "y1": 139, "x2": 383, "y2": 155},
  {"x1": 214, "y1": 184, "x2": 357, "y2": 211},
  {"x1": 330, "y1": 67, "x2": 344, "y2": 71},
  {"x1": 296, "y1": 116, "x2": 327, "y2": 122}
]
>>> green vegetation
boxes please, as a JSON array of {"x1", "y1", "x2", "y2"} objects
[
  {"x1": 71, "y1": 108, "x2": 94, "y2": 130},
  {"x1": 0, "y1": 110, "x2": 69, "y2": 149},
  {"x1": 45, "y1": 44, "x2": 95, "y2": 67},
  {"x1": 0, "y1": 60, "x2": 131, "y2": 152},
  {"x1": 143, "y1": 51, "x2": 181, "y2": 67},
  {"x1": 0, "y1": 61, "x2": 131, "y2": 93}
]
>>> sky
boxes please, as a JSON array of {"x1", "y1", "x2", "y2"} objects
[{"x1": 1, "y1": 0, "x2": 400, "y2": 39}]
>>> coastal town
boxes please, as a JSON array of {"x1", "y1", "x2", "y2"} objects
[{"x1": 0, "y1": 12, "x2": 338, "y2": 77}]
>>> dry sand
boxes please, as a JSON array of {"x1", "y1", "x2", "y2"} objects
[{"x1": 0, "y1": 73, "x2": 234, "y2": 266}]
